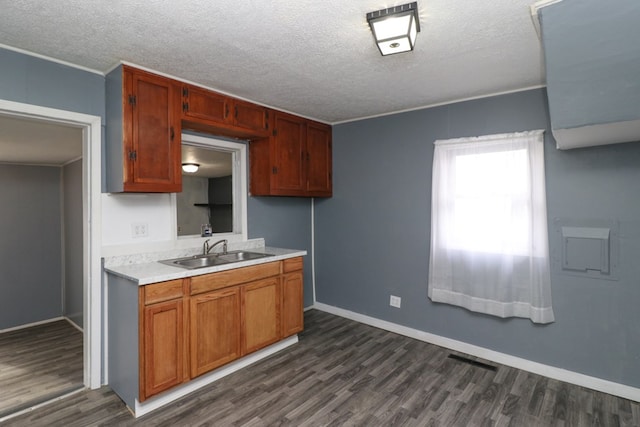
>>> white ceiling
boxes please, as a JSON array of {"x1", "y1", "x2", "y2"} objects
[
  {"x1": 0, "y1": 0, "x2": 545, "y2": 125},
  {"x1": 0, "y1": 115, "x2": 82, "y2": 166},
  {"x1": 182, "y1": 145, "x2": 232, "y2": 178}
]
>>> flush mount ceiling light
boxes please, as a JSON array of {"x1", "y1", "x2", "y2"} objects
[
  {"x1": 182, "y1": 163, "x2": 199, "y2": 173},
  {"x1": 367, "y1": 2, "x2": 421, "y2": 56}
]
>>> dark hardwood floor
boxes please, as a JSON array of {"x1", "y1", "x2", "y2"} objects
[
  {"x1": 3, "y1": 310, "x2": 639, "y2": 426},
  {"x1": 0, "y1": 319, "x2": 83, "y2": 418}
]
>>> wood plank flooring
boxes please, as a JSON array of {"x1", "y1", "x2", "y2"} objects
[
  {"x1": 0, "y1": 320, "x2": 83, "y2": 417},
  {"x1": 3, "y1": 310, "x2": 639, "y2": 426}
]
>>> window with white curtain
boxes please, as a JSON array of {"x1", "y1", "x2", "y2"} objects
[{"x1": 428, "y1": 130, "x2": 554, "y2": 324}]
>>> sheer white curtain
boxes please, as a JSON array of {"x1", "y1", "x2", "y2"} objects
[{"x1": 428, "y1": 130, "x2": 554, "y2": 324}]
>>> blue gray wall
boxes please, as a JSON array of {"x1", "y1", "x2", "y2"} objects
[
  {"x1": 63, "y1": 159, "x2": 84, "y2": 328},
  {"x1": 541, "y1": 0, "x2": 640, "y2": 129},
  {"x1": 248, "y1": 197, "x2": 313, "y2": 307},
  {"x1": 0, "y1": 48, "x2": 105, "y2": 120},
  {"x1": 315, "y1": 88, "x2": 640, "y2": 389},
  {"x1": 0, "y1": 165, "x2": 63, "y2": 329}
]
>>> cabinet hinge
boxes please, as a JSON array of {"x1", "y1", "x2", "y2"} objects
[
  {"x1": 128, "y1": 95, "x2": 136, "y2": 106},
  {"x1": 234, "y1": 106, "x2": 238, "y2": 118},
  {"x1": 273, "y1": 129, "x2": 277, "y2": 137},
  {"x1": 182, "y1": 87, "x2": 189, "y2": 97},
  {"x1": 182, "y1": 102, "x2": 189, "y2": 112},
  {"x1": 128, "y1": 150, "x2": 137, "y2": 161},
  {"x1": 225, "y1": 104, "x2": 229, "y2": 118},
  {"x1": 272, "y1": 166, "x2": 278, "y2": 174},
  {"x1": 265, "y1": 110, "x2": 269, "y2": 129}
]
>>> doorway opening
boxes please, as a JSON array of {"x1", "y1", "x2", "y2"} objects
[{"x1": 0, "y1": 99, "x2": 101, "y2": 419}]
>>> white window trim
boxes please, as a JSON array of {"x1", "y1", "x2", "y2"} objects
[{"x1": 170, "y1": 133, "x2": 248, "y2": 246}]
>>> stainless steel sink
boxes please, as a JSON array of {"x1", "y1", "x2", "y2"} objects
[
  {"x1": 164, "y1": 254, "x2": 230, "y2": 269},
  {"x1": 217, "y1": 250, "x2": 273, "y2": 263},
  {"x1": 159, "y1": 250, "x2": 274, "y2": 270}
]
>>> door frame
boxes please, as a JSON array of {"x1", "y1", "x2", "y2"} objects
[{"x1": 0, "y1": 99, "x2": 102, "y2": 389}]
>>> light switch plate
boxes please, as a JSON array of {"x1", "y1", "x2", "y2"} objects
[{"x1": 390, "y1": 295, "x2": 401, "y2": 308}]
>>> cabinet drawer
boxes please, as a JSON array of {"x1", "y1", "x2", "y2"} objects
[
  {"x1": 283, "y1": 257, "x2": 303, "y2": 273},
  {"x1": 190, "y1": 261, "x2": 281, "y2": 295},
  {"x1": 144, "y1": 279, "x2": 184, "y2": 305}
]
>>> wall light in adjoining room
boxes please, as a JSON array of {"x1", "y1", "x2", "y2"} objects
[
  {"x1": 182, "y1": 163, "x2": 199, "y2": 173},
  {"x1": 367, "y1": 2, "x2": 420, "y2": 56}
]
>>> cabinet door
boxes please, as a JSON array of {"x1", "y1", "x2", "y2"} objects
[
  {"x1": 306, "y1": 122, "x2": 332, "y2": 196},
  {"x1": 182, "y1": 84, "x2": 230, "y2": 124},
  {"x1": 124, "y1": 67, "x2": 181, "y2": 192},
  {"x1": 233, "y1": 100, "x2": 268, "y2": 131},
  {"x1": 190, "y1": 287, "x2": 241, "y2": 378},
  {"x1": 242, "y1": 277, "x2": 281, "y2": 354},
  {"x1": 271, "y1": 112, "x2": 306, "y2": 195},
  {"x1": 281, "y1": 271, "x2": 304, "y2": 337},
  {"x1": 142, "y1": 299, "x2": 185, "y2": 399}
]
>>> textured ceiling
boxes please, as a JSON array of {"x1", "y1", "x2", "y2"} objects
[{"x1": 0, "y1": 0, "x2": 545, "y2": 124}]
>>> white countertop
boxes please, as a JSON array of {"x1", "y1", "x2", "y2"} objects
[{"x1": 104, "y1": 246, "x2": 306, "y2": 285}]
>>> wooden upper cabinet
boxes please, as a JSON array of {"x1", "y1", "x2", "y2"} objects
[
  {"x1": 105, "y1": 65, "x2": 181, "y2": 193},
  {"x1": 305, "y1": 121, "x2": 332, "y2": 197},
  {"x1": 272, "y1": 112, "x2": 306, "y2": 195},
  {"x1": 250, "y1": 111, "x2": 332, "y2": 197},
  {"x1": 181, "y1": 84, "x2": 268, "y2": 135},
  {"x1": 181, "y1": 85, "x2": 229, "y2": 124},
  {"x1": 233, "y1": 99, "x2": 269, "y2": 131},
  {"x1": 104, "y1": 64, "x2": 328, "y2": 196}
]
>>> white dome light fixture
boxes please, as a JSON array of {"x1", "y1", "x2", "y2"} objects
[
  {"x1": 182, "y1": 163, "x2": 200, "y2": 173},
  {"x1": 367, "y1": 2, "x2": 420, "y2": 56}
]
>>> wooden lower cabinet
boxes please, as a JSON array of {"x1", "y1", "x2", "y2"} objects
[
  {"x1": 190, "y1": 287, "x2": 241, "y2": 378},
  {"x1": 282, "y1": 257, "x2": 304, "y2": 337},
  {"x1": 281, "y1": 270, "x2": 304, "y2": 337},
  {"x1": 141, "y1": 298, "x2": 186, "y2": 400},
  {"x1": 139, "y1": 258, "x2": 303, "y2": 401},
  {"x1": 242, "y1": 277, "x2": 281, "y2": 354}
]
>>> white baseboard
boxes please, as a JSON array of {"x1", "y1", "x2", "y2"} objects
[
  {"x1": 133, "y1": 335, "x2": 299, "y2": 417},
  {"x1": 0, "y1": 317, "x2": 65, "y2": 334},
  {"x1": 0, "y1": 387, "x2": 85, "y2": 424},
  {"x1": 313, "y1": 302, "x2": 640, "y2": 403},
  {"x1": 64, "y1": 317, "x2": 84, "y2": 333}
]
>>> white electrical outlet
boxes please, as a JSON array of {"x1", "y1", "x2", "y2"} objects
[
  {"x1": 131, "y1": 222, "x2": 148, "y2": 238},
  {"x1": 390, "y1": 295, "x2": 401, "y2": 308}
]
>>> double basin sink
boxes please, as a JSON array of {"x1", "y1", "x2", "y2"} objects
[{"x1": 160, "y1": 250, "x2": 274, "y2": 270}]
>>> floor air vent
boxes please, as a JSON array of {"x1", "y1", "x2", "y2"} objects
[{"x1": 447, "y1": 354, "x2": 497, "y2": 372}]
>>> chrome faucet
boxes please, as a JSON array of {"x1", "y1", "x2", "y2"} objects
[{"x1": 203, "y1": 239, "x2": 228, "y2": 255}]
